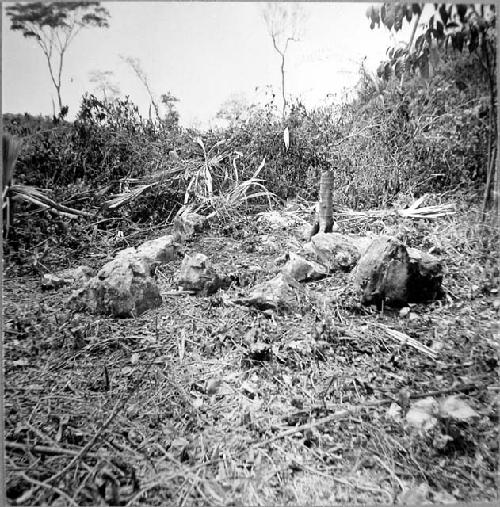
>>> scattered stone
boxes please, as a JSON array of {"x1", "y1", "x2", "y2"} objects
[
  {"x1": 408, "y1": 311, "x2": 419, "y2": 322},
  {"x1": 257, "y1": 234, "x2": 279, "y2": 253},
  {"x1": 399, "y1": 306, "x2": 411, "y2": 318},
  {"x1": 236, "y1": 273, "x2": 304, "y2": 312},
  {"x1": 42, "y1": 265, "x2": 95, "y2": 290},
  {"x1": 493, "y1": 299, "x2": 500, "y2": 310},
  {"x1": 399, "y1": 482, "x2": 431, "y2": 505},
  {"x1": 431, "y1": 490, "x2": 457, "y2": 504},
  {"x1": 69, "y1": 235, "x2": 179, "y2": 317},
  {"x1": 173, "y1": 209, "x2": 208, "y2": 239},
  {"x1": 257, "y1": 210, "x2": 301, "y2": 229},
  {"x1": 280, "y1": 252, "x2": 328, "y2": 282},
  {"x1": 405, "y1": 397, "x2": 439, "y2": 431},
  {"x1": 386, "y1": 402, "x2": 402, "y2": 421},
  {"x1": 439, "y1": 395, "x2": 479, "y2": 422},
  {"x1": 177, "y1": 253, "x2": 228, "y2": 295},
  {"x1": 352, "y1": 236, "x2": 443, "y2": 307},
  {"x1": 310, "y1": 233, "x2": 372, "y2": 272},
  {"x1": 134, "y1": 234, "x2": 179, "y2": 266},
  {"x1": 70, "y1": 254, "x2": 162, "y2": 318}
]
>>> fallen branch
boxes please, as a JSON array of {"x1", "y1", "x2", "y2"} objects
[
  {"x1": 333, "y1": 194, "x2": 455, "y2": 220},
  {"x1": 369, "y1": 323, "x2": 438, "y2": 359},
  {"x1": 10, "y1": 184, "x2": 94, "y2": 218},
  {"x1": 286, "y1": 383, "x2": 479, "y2": 419}
]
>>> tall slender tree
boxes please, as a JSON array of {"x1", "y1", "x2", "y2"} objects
[
  {"x1": 262, "y1": 2, "x2": 307, "y2": 119},
  {"x1": 6, "y1": 2, "x2": 110, "y2": 117}
]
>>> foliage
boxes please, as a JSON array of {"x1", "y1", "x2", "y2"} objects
[
  {"x1": 365, "y1": 3, "x2": 497, "y2": 211},
  {"x1": 6, "y1": 2, "x2": 110, "y2": 116}
]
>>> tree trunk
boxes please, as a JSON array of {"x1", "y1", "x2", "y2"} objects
[
  {"x1": 318, "y1": 169, "x2": 334, "y2": 233},
  {"x1": 281, "y1": 54, "x2": 286, "y2": 119}
]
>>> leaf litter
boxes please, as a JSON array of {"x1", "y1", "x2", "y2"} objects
[{"x1": 3, "y1": 205, "x2": 499, "y2": 505}]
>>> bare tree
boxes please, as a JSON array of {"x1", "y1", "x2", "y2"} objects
[
  {"x1": 120, "y1": 55, "x2": 160, "y2": 120},
  {"x1": 6, "y1": 2, "x2": 110, "y2": 117},
  {"x1": 88, "y1": 69, "x2": 120, "y2": 100},
  {"x1": 262, "y1": 2, "x2": 307, "y2": 119}
]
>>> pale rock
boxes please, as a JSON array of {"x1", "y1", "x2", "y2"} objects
[
  {"x1": 236, "y1": 273, "x2": 304, "y2": 312},
  {"x1": 173, "y1": 209, "x2": 208, "y2": 239},
  {"x1": 406, "y1": 397, "x2": 439, "y2": 431},
  {"x1": 399, "y1": 306, "x2": 411, "y2": 318},
  {"x1": 68, "y1": 235, "x2": 178, "y2": 317},
  {"x1": 42, "y1": 265, "x2": 95, "y2": 290},
  {"x1": 71, "y1": 254, "x2": 162, "y2": 317},
  {"x1": 177, "y1": 253, "x2": 228, "y2": 295},
  {"x1": 438, "y1": 395, "x2": 479, "y2": 422},
  {"x1": 280, "y1": 252, "x2": 328, "y2": 282},
  {"x1": 311, "y1": 233, "x2": 371, "y2": 272}
]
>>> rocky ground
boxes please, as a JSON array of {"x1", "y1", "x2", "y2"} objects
[{"x1": 3, "y1": 202, "x2": 499, "y2": 506}]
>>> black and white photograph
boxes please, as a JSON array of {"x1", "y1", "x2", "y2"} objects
[{"x1": 1, "y1": 1, "x2": 498, "y2": 505}]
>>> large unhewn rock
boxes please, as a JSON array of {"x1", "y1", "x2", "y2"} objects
[
  {"x1": 177, "y1": 253, "x2": 228, "y2": 295},
  {"x1": 69, "y1": 235, "x2": 179, "y2": 317},
  {"x1": 280, "y1": 252, "x2": 328, "y2": 282},
  {"x1": 310, "y1": 233, "x2": 372, "y2": 272},
  {"x1": 236, "y1": 273, "x2": 304, "y2": 312},
  {"x1": 71, "y1": 254, "x2": 162, "y2": 317},
  {"x1": 116, "y1": 234, "x2": 178, "y2": 271},
  {"x1": 352, "y1": 236, "x2": 443, "y2": 307}
]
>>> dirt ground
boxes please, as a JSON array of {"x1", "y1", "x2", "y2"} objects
[{"x1": 3, "y1": 205, "x2": 499, "y2": 506}]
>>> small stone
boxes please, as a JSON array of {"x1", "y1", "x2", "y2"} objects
[
  {"x1": 408, "y1": 312, "x2": 419, "y2": 322},
  {"x1": 399, "y1": 306, "x2": 411, "y2": 318},
  {"x1": 493, "y1": 299, "x2": 500, "y2": 310}
]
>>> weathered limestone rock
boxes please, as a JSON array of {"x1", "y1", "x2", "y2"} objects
[
  {"x1": 310, "y1": 233, "x2": 372, "y2": 272},
  {"x1": 71, "y1": 254, "x2": 162, "y2": 317},
  {"x1": 352, "y1": 236, "x2": 443, "y2": 307},
  {"x1": 236, "y1": 273, "x2": 304, "y2": 312},
  {"x1": 281, "y1": 252, "x2": 328, "y2": 282},
  {"x1": 135, "y1": 235, "x2": 179, "y2": 265},
  {"x1": 69, "y1": 234, "x2": 178, "y2": 317},
  {"x1": 257, "y1": 210, "x2": 301, "y2": 230},
  {"x1": 177, "y1": 253, "x2": 227, "y2": 295},
  {"x1": 173, "y1": 209, "x2": 208, "y2": 239},
  {"x1": 42, "y1": 265, "x2": 95, "y2": 290}
]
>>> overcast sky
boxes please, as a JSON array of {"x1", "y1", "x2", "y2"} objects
[{"x1": 2, "y1": 2, "x2": 414, "y2": 128}]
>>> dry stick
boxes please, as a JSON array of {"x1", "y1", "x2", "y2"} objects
[
  {"x1": 124, "y1": 472, "x2": 186, "y2": 507},
  {"x1": 11, "y1": 185, "x2": 94, "y2": 218},
  {"x1": 18, "y1": 472, "x2": 79, "y2": 507},
  {"x1": 301, "y1": 463, "x2": 393, "y2": 503},
  {"x1": 276, "y1": 383, "x2": 480, "y2": 437},
  {"x1": 46, "y1": 399, "x2": 125, "y2": 485},
  {"x1": 369, "y1": 323, "x2": 437, "y2": 359},
  {"x1": 288, "y1": 383, "x2": 478, "y2": 420},
  {"x1": 6, "y1": 441, "x2": 100, "y2": 459}
]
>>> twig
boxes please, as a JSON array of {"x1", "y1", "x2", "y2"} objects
[
  {"x1": 124, "y1": 472, "x2": 185, "y2": 507},
  {"x1": 301, "y1": 464, "x2": 393, "y2": 502},
  {"x1": 369, "y1": 323, "x2": 438, "y2": 359},
  {"x1": 46, "y1": 399, "x2": 125, "y2": 485},
  {"x1": 6, "y1": 441, "x2": 99, "y2": 459},
  {"x1": 17, "y1": 472, "x2": 79, "y2": 507},
  {"x1": 286, "y1": 383, "x2": 479, "y2": 420}
]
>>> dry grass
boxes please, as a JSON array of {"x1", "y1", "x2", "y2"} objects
[{"x1": 3, "y1": 202, "x2": 498, "y2": 506}]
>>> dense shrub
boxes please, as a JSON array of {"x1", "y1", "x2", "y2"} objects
[{"x1": 3, "y1": 43, "x2": 494, "y2": 225}]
